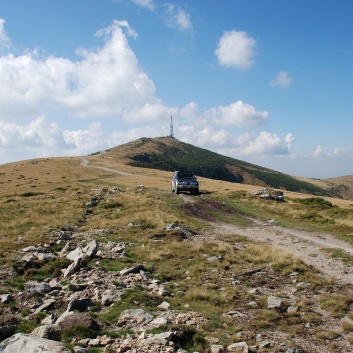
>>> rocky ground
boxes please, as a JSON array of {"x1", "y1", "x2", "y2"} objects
[{"x1": 1, "y1": 189, "x2": 353, "y2": 353}]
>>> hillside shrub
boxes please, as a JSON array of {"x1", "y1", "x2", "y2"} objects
[{"x1": 298, "y1": 197, "x2": 333, "y2": 209}]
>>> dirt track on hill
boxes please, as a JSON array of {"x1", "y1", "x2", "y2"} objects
[
  {"x1": 80, "y1": 159, "x2": 353, "y2": 285},
  {"x1": 179, "y1": 194, "x2": 353, "y2": 285}
]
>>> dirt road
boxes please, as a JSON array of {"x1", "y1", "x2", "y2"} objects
[
  {"x1": 180, "y1": 194, "x2": 353, "y2": 284},
  {"x1": 80, "y1": 158, "x2": 353, "y2": 285}
]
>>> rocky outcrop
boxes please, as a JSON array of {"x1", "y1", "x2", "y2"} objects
[
  {"x1": 250, "y1": 188, "x2": 284, "y2": 201},
  {"x1": 0, "y1": 333, "x2": 71, "y2": 353}
]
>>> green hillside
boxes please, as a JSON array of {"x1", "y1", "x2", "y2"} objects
[{"x1": 106, "y1": 137, "x2": 337, "y2": 197}]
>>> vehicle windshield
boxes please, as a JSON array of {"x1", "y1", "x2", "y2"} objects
[{"x1": 179, "y1": 172, "x2": 194, "y2": 178}]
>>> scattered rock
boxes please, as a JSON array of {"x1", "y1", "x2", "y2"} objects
[
  {"x1": 0, "y1": 333, "x2": 71, "y2": 353},
  {"x1": 25, "y1": 281, "x2": 51, "y2": 294}
]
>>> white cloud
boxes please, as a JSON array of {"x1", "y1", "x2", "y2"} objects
[
  {"x1": 218, "y1": 131, "x2": 294, "y2": 157},
  {"x1": 331, "y1": 147, "x2": 345, "y2": 156},
  {"x1": 163, "y1": 4, "x2": 192, "y2": 31},
  {"x1": 0, "y1": 18, "x2": 10, "y2": 48},
  {"x1": 270, "y1": 71, "x2": 292, "y2": 88},
  {"x1": 180, "y1": 102, "x2": 199, "y2": 120},
  {"x1": 215, "y1": 30, "x2": 256, "y2": 70},
  {"x1": 0, "y1": 116, "x2": 71, "y2": 162},
  {"x1": 123, "y1": 102, "x2": 170, "y2": 122},
  {"x1": 238, "y1": 132, "x2": 294, "y2": 155},
  {"x1": 209, "y1": 100, "x2": 268, "y2": 127},
  {"x1": 0, "y1": 20, "x2": 158, "y2": 121},
  {"x1": 178, "y1": 125, "x2": 229, "y2": 147},
  {"x1": 131, "y1": 0, "x2": 155, "y2": 11},
  {"x1": 313, "y1": 145, "x2": 323, "y2": 158}
]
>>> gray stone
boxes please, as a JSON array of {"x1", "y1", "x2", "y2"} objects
[
  {"x1": 34, "y1": 299, "x2": 56, "y2": 314},
  {"x1": 119, "y1": 308, "x2": 154, "y2": 327},
  {"x1": 0, "y1": 325, "x2": 16, "y2": 339},
  {"x1": 210, "y1": 345, "x2": 225, "y2": 353},
  {"x1": 63, "y1": 256, "x2": 86, "y2": 278},
  {"x1": 144, "y1": 316, "x2": 169, "y2": 330},
  {"x1": 0, "y1": 333, "x2": 71, "y2": 353},
  {"x1": 157, "y1": 301, "x2": 170, "y2": 310},
  {"x1": 67, "y1": 297, "x2": 93, "y2": 312},
  {"x1": 120, "y1": 264, "x2": 144, "y2": 276},
  {"x1": 66, "y1": 247, "x2": 85, "y2": 261},
  {"x1": 25, "y1": 281, "x2": 51, "y2": 294},
  {"x1": 227, "y1": 342, "x2": 249, "y2": 353},
  {"x1": 31, "y1": 324, "x2": 61, "y2": 340},
  {"x1": 41, "y1": 314, "x2": 56, "y2": 325},
  {"x1": 1, "y1": 294, "x2": 13, "y2": 304},
  {"x1": 82, "y1": 240, "x2": 99, "y2": 258},
  {"x1": 267, "y1": 295, "x2": 283, "y2": 310}
]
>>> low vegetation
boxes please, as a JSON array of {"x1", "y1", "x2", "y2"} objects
[{"x1": 1, "y1": 154, "x2": 353, "y2": 352}]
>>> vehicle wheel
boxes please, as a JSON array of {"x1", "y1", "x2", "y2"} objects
[
  {"x1": 194, "y1": 189, "x2": 199, "y2": 195},
  {"x1": 176, "y1": 189, "x2": 180, "y2": 194}
]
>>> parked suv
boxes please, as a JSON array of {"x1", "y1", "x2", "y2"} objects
[{"x1": 171, "y1": 170, "x2": 199, "y2": 194}]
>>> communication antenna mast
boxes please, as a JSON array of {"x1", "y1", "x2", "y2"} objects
[{"x1": 169, "y1": 112, "x2": 175, "y2": 138}]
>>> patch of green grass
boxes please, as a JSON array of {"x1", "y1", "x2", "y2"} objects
[
  {"x1": 323, "y1": 248, "x2": 353, "y2": 266},
  {"x1": 4, "y1": 276, "x2": 25, "y2": 290},
  {"x1": 297, "y1": 197, "x2": 333, "y2": 209},
  {"x1": 61, "y1": 325, "x2": 99, "y2": 343},
  {"x1": 20, "y1": 191, "x2": 45, "y2": 197},
  {"x1": 16, "y1": 320, "x2": 40, "y2": 333},
  {"x1": 100, "y1": 200, "x2": 123, "y2": 209},
  {"x1": 298, "y1": 211, "x2": 335, "y2": 224},
  {"x1": 96, "y1": 258, "x2": 129, "y2": 272},
  {"x1": 342, "y1": 321, "x2": 353, "y2": 333},
  {"x1": 22, "y1": 257, "x2": 72, "y2": 280},
  {"x1": 320, "y1": 294, "x2": 353, "y2": 317},
  {"x1": 98, "y1": 285, "x2": 162, "y2": 324}
]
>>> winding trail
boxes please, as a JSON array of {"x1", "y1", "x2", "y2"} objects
[
  {"x1": 181, "y1": 194, "x2": 353, "y2": 284},
  {"x1": 80, "y1": 157, "x2": 141, "y2": 176},
  {"x1": 80, "y1": 159, "x2": 353, "y2": 284}
]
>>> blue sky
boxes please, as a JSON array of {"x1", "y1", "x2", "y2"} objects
[{"x1": 0, "y1": 0, "x2": 352, "y2": 178}]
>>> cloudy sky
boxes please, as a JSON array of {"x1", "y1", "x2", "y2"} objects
[{"x1": 0, "y1": 0, "x2": 353, "y2": 178}]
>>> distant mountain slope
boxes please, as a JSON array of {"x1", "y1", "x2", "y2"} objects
[{"x1": 91, "y1": 136, "x2": 346, "y2": 198}]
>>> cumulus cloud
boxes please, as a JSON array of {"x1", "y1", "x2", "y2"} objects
[
  {"x1": 270, "y1": 71, "x2": 292, "y2": 88},
  {"x1": 178, "y1": 124, "x2": 230, "y2": 147},
  {"x1": 131, "y1": 0, "x2": 155, "y2": 11},
  {"x1": 180, "y1": 102, "x2": 199, "y2": 120},
  {"x1": 209, "y1": 100, "x2": 268, "y2": 127},
  {"x1": 235, "y1": 132, "x2": 294, "y2": 155},
  {"x1": 163, "y1": 4, "x2": 192, "y2": 31},
  {"x1": 0, "y1": 20, "x2": 158, "y2": 120},
  {"x1": 0, "y1": 18, "x2": 10, "y2": 48},
  {"x1": 313, "y1": 145, "x2": 323, "y2": 158},
  {"x1": 215, "y1": 30, "x2": 256, "y2": 70}
]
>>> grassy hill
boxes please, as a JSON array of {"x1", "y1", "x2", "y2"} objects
[
  {"x1": 1, "y1": 152, "x2": 353, "y2": 352},
  {"x1": 90, "y1": 136, "x2": 347, "y2": 198}
]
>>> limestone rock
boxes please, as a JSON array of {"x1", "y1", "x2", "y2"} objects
[
  {"x1": 267, "y1": 296, "x2": 283, "y2": 310},
  {"x1": 25, "y1": 281, "x2": 51, "y2": 294},
  {"x1": 0, "y1": 333, "x2": 71, "y2": 353},
  {"x1": 227, "y1": 341, "x2": 249, "y2": 353},
  {"x1": 31, "y1": 324, "x2": 61, "y2": 341}
]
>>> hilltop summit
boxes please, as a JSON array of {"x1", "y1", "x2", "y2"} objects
[{"x1": 91, "y1": 137, "x2": 344, "y2": 198}]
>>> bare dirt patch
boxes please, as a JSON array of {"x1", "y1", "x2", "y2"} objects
[{"x1": 179, "y1": 194, "x2": 353, "y2": 285}]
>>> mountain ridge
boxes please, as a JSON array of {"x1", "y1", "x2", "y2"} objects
[{"x1": 91, "y1": 136, "x2": 351, "y2": 199}]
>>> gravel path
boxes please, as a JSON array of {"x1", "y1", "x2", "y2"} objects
[
  {"x1": 178, "y1": 193, "x2": 353, "y2": 284},
  {"x1": 209, "y1": 220, "x2": 353, "y2": 284}
]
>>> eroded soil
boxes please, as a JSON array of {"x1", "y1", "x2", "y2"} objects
[{"x1": 179, "y1": 194, "x2": 353, "y2": 285}]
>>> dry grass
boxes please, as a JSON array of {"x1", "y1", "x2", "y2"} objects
[{"x1": 3, "y1": 155, "x2": 353, "y2": 351}]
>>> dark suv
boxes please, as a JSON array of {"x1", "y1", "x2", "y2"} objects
[{"x1": 171, "y1": 171, "x2": 199, "y2": 194}]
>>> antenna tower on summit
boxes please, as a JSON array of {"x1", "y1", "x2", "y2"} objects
[{"x1": 169, "y1": 112, "x2": 175, "y2": 138}]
